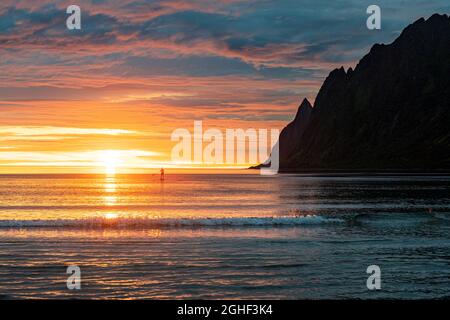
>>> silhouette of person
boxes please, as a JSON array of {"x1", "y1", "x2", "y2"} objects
[{"x1": 160, "y1": 168, "x2": 165, "y2": 181}]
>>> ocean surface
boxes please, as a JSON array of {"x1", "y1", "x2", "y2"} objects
[{"x1": 0, "y1": 173, "x2": 449, "y2": 299}]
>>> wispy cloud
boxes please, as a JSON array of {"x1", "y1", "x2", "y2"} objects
[
  {"x1": 1, "y1": 1, "x2": 449, "y2": 172},
  {"x1": 0, "y1": 126, "x2": 136, "y2": 136},
  {"x1": 0, "y1": 149, "x2": 161, "y2": 167}
]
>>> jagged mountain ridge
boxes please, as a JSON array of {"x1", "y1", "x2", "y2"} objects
[{"x1": 275, "y1": 13, "x2": 450, "y2": 172}]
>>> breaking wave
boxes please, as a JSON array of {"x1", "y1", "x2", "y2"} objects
[{"x1": 0, "y1": 215, "x2": 344, "y2": 229}]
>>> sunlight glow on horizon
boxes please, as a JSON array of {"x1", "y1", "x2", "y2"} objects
[
  {"x1": 99, "y1": 150, "x2": 122, "y2": 175},
  {"x1": 0, "y1": 149, "x2": 163, "y2": 173},
  {"x1": 0, "y1": 123, "x2": 270, "y2": 173}
]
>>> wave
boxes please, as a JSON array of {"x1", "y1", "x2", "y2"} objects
[{"x1": 0, "y1": 215, "x2": 344, "y2": 229}]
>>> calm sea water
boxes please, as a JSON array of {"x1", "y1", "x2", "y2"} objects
[{"x1": 0, "y1": 173, "x2": 449, "y2": 299}]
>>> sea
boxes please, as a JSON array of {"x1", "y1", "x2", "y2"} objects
[{"x1": 0, "y1": 173, "x2": 449, "y2": 299}]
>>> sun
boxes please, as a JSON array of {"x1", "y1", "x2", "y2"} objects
[{"x1": 99, "y1": 150, "x2": 122, "y2": 175}]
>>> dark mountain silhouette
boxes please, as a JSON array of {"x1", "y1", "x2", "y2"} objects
[
  {"x1": 269, "y1": 13, "x2": 450, "y2": 172},
  {"x1": 278, "y1": 98, "x2": 313, "y2": 162}
]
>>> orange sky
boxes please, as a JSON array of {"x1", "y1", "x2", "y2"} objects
[
  {"x1": 0, "y1": 90, "x2": 300, "y2": 173},
  {"x1": 1, "y1": 1, "x2": 445, "y2": 173}
]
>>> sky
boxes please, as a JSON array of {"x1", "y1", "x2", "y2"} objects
[{"x1": 0, "y1": 0, "x2": 449, "y2": 173}]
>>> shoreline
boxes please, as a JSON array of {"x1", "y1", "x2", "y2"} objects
[
  {"x1": 276, "y1": 170, "x2": 450, "y2": 176},
  {"x1": 1, "y1": 169, "x2": 450, "y2": 177},
  {"x1": 248, "y1": 167, "x2": 450, "y2": 176}
]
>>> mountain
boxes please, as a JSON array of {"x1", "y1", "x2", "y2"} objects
[
  {"x1": 278, "y1": 98, "x2": 313, "y2": 162},
  {"x1": 273, "y1": 13, "x2": 450, "y2": 172}
]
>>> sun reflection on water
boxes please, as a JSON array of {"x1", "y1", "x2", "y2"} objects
[
  {"x1": 103, "y1": 175, "x2": 118, "y2": 217},
  {"x1": 103, "y1": 195, "x2": 117, "y2": 206},
  {"x1": 104, "y1": 182, "x2": 116, "y2": 193},
  {"x1": 104, "y1": 212, "x2": 118, "y2": 219}
]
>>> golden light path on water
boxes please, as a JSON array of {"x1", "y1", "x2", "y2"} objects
[
  {"x1": 0, "y1": 170, "x2": 316, "y2": 221},
  {"x1": 103, "y1": 174, "x2": 119, "y2": 220}
]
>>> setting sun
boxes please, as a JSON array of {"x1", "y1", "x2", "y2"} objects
[{"x1": 99, "y1": 150, "x2": 122, "y2": 175}]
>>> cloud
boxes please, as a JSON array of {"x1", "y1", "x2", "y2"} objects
[
  {"x1": 0, "y1": 149, "x2": 161, "y2": 168},
  {"x1": 0, "y1": 126, "x2": 139, "y2": 145},
  {"x1": 2, "y1": 0, "x2": 449, "y2": 88},
  {"x1": 0, "y1": 126, "x2": 136, "y2": 136},
  {"x1": 1, "y1": 0, "x2": 450, "y2": 171}
]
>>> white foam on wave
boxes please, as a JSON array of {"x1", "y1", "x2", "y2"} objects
[{"x1": 0, "y1": 215, "x2": 344, "y2": 229}]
